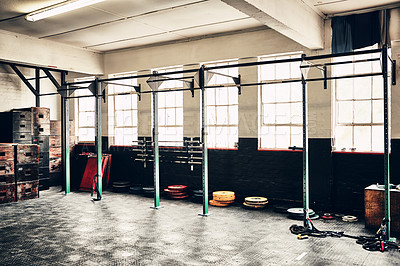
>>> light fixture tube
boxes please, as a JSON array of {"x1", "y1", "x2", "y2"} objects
[{"x1": 25, "y1": 0, "x2": 105, "y2": 22}]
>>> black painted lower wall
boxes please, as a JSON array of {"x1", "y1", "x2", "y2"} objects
[{"x1": 68, "y1": 138, "x2": 400, "y2": 214}]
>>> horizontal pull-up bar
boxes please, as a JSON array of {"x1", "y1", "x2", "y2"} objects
[
  {"x1": 146, "y1": 76, "x2": 194, "y2": 83},
  {"x1": 301, "y1": 57, "x2": 381, "y2": 68}
]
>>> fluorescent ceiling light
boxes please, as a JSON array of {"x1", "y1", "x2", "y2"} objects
[{"x1": 25, "y1": 0, "x2": 105, "y2": 22}]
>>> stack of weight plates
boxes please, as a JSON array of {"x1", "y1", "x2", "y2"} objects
[
  {"x1": 287, "y1": 208, "x2": 319, "y2": 220},
  {"x1": 243, "y1": 197, "x2": 268, "y2": 209},
  {"x1": 129, "y1": 185, "x2": 143, "y2": 195},
  {"x1": 112, "y1": 181, "x2": 130, "y2": 193},
  {"x1": 209, "y1": 191, "x2": 235, "y2": 207},
  {"x1": 142, "y1": 186, "x2": 155, "y2": 197},
  {"x1": 164, "y1": 185, "x2": 189, "y2": 199},
  {"x1": 191, "y1": 189, "x2": 212, "y2": 203}
]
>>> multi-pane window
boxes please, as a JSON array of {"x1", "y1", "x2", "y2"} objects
[
  {"x1": 259, "y1": 53, "x2": 303, "y2": 149},
  {"x1": 204, "y1": 60, "x2": 238, "y2": 149},
  {"x1": 152, "y1": 67, "x2": 183, "y2": 146},
  {"x1": 332, "y1": 48, "x2": 384, "y2": 152},
  {"x1": 74, "y1": 77, "x2": 95, "y2": 142},
  {"x1": 108, "y1": 73, "x2": 138, "y2": 145}
]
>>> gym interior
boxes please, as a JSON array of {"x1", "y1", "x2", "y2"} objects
[{"x1": 1, "y1": 0, "x2": 400, "y2": 265}]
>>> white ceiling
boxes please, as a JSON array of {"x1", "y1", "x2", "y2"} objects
[{"x1": 0, "y1": 0, "x2": 399, "y2": 52}]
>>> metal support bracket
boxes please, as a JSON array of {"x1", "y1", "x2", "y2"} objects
[
  {"x1": 233, "y1": 74, "x2": 241, "y2": 95},
  {"x1": 135, "y1": 84, "x2": 142, "y2": 101},
  {"x1": 9, "y1": 64, "x2": 38, "y2": 96},
  {"x1": 392, "y1": 60, "x2": 396, "y2": 86},
  {"x1": 42, "y1": 68, "x2": 61, "y2": 90}
]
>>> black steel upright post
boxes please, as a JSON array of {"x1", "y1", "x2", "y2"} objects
[
  {"x1": 301, "y1": 55, "x2": 310, "y2": 227},
  {"x1": 199, "y1": 65, "x2": 209, "y2": 216},
  {"x1": 35, "y1": 68, "x2": 40, "y2": 107},
  {"x1": 60, "y1": 71, "x2": 70, "y2": 194},
  {"x1": 382, "y1": 44, "x2": 391, "y2": 239},
  {"x1": 95, "y1": 78, "x2": 102, "y2": 200}
]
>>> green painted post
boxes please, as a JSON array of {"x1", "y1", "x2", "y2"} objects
[
  {"x1": 199, "y1": 66, "x2": 209, "y2": 216},
  {"x1": 382, "y1": 45, "x2": 391, "y2": 240},
  {"x1": 95, "y1": 78, "x2": 102, "y2": 200},
  {"x1": 61, "y1": 72, "x2": 70, "y2": 194},
  {"x1": 301, "y1": 55, "x2": 309, "y2": 227},
  {"x1": 152, "y1": 71, "x2": 160, "y2": 208}
]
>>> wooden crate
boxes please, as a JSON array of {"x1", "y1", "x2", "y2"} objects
[
  {"x1": 0, "y1": 144, "x2": 15, "y2": 161},
  {"x1": 31, "y1": 107, "x2": 50, "y2": 125},
  {"x1": 50, "y1": 120, "x2": 61, "y2": 136},
  {"x1": 365, "y1": 184, "x2": 400, "y2": 232},
  {"x1": 32, "y1": 136, "x2": 49, "y2": 153},
  {"x1": 49, "y1": 136, "x2": 61, "y2": 148},
  {"x1": 0, "y1": 175, "x2": 15, "y2": 185},
  {"x1": 16, "y1": 144, "x2": 39, "y2": 164},
  {"x1": 0, "y1": 183, "x2": 16, "y2": 203},
  {"x1": 49, "y1": 147, "x2": 61, "y2": 158},
  {"x1": 0, "y1": 160, "x2": 14, "y2": 176},
  {"x1": 16, "y1": 181, "x2": 38, "y2": 201},
  {"x1": 32, "y1": 123, "x2": 50, "y2": 136},
  {"x1": 15, "y1": 164, "x2": 39, "y2": 182},
  {"x1": 49, "y1": 158, "x2": 62, "y2": 173},
  {"x1": 12, "y1": 132, "x2": 32, "y2": 143}
]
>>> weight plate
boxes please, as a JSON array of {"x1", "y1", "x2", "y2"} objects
[
  {"x1": 213, "y1": 191, "x2": 234, "y2": 197},
  {"x1": 243, "y1": 202, "x2": 266, "y2": 209},
  {"x1": 288, "y1": 213, "x2": 319, "y2": 220},
  {"x1": 209, "y1": 200, "x2": 230, "y2": 207},
  {"x1": 287, "y1": 208, "x2": 315, "y2": 216},
  {"x1": 113, "y1": 181, "x2": 130, "y2": 186},
  {"x1": 273, "y1": 205, "x2": 290, "y2": 214},
  {"x1": 168, "y1": 185, "x2": 187, "y2": 190},
  {"x1": 169, "y1": 195, "x2": 189, "y2": 199},
  {"x1": 214, "y1": 199, "x2": 235, "y2": 204},
  {"x1": 245, "y1": 197, "x2": 268, "y2": 204},
  {"x1": 142, "y1": 187, "x2": 155, "y2": 191},
  {"x1": 245, "y1": 200, "x2": 268, "y2": 206}
]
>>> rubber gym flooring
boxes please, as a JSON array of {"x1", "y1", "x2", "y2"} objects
[{"x1": 0, "y1": 187, "x2": 399, "y2": 265}]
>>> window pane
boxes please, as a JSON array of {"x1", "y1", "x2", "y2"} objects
[
  {"x1": 216, "y1": 106, "x2": 228, "y2": 125},
  {"x1": 165, "y1": 108, "x2": 175, "y2": 125},
  {"x1": 158, "y1": 93, "x2": 166, "y2": 108},
  {"x1": 291, "y1": 103, "x2": 302, "y2": 124},
  {"x1": 332, "y1": 58, "x2": 352, "y2": 75},
  {"x1": 276, "y1": 126, "x2": 290, "y2": 148},
  {"x1": 354, "y1": 101, "x2": 371, "y2": 123},
  {"x1": 115, "y1": 111, "x2": 125, "y2": 127},
  {"x1": 228, "y1": 127, "x2": 238, "y2": 149},
  {"x1": 207, "y1": 106, "x2": 216, "y2": 125},
  {"x1": 208, "y1": 126, "x2": 216, "y2": 148},
  {"x1": 132, "y1": 110, "x2": 137, "y2": 127},
  {"x1": 263, "y1": 104, "x2": 275, "y2": 124},
  {"x1": 165, "y1": 92, "x2": 176, "y2": 108},
  {"x1": 216, "y1": 88, "x2": 228, "y2": 105},
  {"x1": 207, "y1": 88, "x2": 215, "y2": 106},
  {"x1": 262, "y1": 85, "x2": 275, "y2": 103},
  {"x1": 79, "y1": 112, "x2": 94, "y2": 127},
  {"x1": 276, "y1": 59, "x2": 290, "y2": 79},
  {"x1": 115, "y1": 95, "x2": 131, "y2": 110},
  {"x1": 176, "y1": 108, "x2": 183, "y2": 126},
  {"x1": 260, "y1": 126, "x2": 275, "y2": 148},
  {"x1": 228, "y1": 87, "x2": 238, "y2": 105},
  {"x1": 159, "y1": 109, "x2": 166, "y2": 126},
  {"x1": 176, "y1": 91, "x2": 183, "y2": 107},
  {"x1": 353, "y1": 77, "x2": 371, "y2": 100},
  {"x1": 276, "y1": 103, "x2": 290, "y2": 124},
  {"x1": 291, "y1": 61, "x2": 301, "y2": 79},
  {"x1": 335, "y1": 126, "x2": 352, "y2": 150},
  {"x1": 78, "y1": 128, "x2": 95, "y2": 142},
  {"x1": 275, "y1": 84, "x2": 290, "y2": 102},
  {"x1": 372, "y1": 126, "x2": 384, "y2": 152},
  {"x1": 354, "y1": 126, "x2": 371, "y2": 151},
  {"x1": 228, "y1": 105, "x2": 238, "y2": 125},
  {"x1": 291, "y1": 83, "x2": 302, "y2": 102},
  {"x1": 291, "y1": 126, "x2": 302, "y2": 147},
  {"x1": 337, "y1": 101, "x2": 353, "y2": 124},
  {"x1": 79, "y1": 97, "x2": 95, "y2": 111},
  {"x1": 336, "y1": 79, "x2": 353, "y2": 100},
  {"x1": 372, "y1": 76, "x2": 383, "y2": 98},
  {"x1": 123, "y1": 110, "x2": 132, "y2": 126},
  {"x1": 372, "y1": 100, "x2": 383, "y2": 123},
  {"x1": 260, "y1": 64, "x2": 275, "y2": 80},
  {"x1": 215, "y1": 126, "x2": 228, "y2": 148}
]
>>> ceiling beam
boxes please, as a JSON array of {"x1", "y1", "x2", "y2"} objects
[{"x1": 221, "y1": 0, "x2": 324, "y2": 49}]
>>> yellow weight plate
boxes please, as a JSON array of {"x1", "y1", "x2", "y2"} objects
[
  {"x1": 209, "y1": 200, "x2": 230, "y2": 207},
  {"x1": 213, "y1": 191, "x2": 235, "y2": 197},
  {"x1": 243, "y1": 202, "x2": 266, "y2": 209},
  {"x1": 245, "y1": 197, "x2": 268, "y2": 204}
]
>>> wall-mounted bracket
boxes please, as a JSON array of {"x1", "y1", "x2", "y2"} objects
[
  {"x1": 134, "y1": 84, "x2": 141, "y2": 101},
  {"x1": 233, "y1": 74, "x2": 241, "y2": 95},
  {"x1": 392, "y1": 60, "x2": 396, "y2": 86}
]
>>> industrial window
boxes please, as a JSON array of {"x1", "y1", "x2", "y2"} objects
[
  {"x1": 74, "y1": 77, "x2": 95, "y2": 142},
  {"x1": 152, "y1": 67, "x2": 183, "y2": 147},
  {"x1": 332, "y1": 47, "x2": 385, "y2": 152},
  {"x1": 259, "y1": 53, "x2": 303, "y2": 149},
  {"x1": 204, "y1": 60, "x2": 239, "y2": 149},
  {"x1": 107, "y1": 72, "x2": 138, "y2": 146}
]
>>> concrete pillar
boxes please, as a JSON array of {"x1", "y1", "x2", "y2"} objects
[
  {"x1": 183, "y1": 63, "x2": 200, "y2": 138},
  {"x1": 238, "y1": 57, "x2": 258, "y2": 138},
  {"x1": 138, "y1": 70, "x2": 152, "y2": 137}
]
